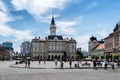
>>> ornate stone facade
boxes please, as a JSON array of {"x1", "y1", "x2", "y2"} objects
[
  {"x1": 88, "y1": 36, "x2": 104, "y2": 56},
  {"x1": 31, "y1": 16, "x2": 76, "y2": 60},
  {"x1": 104, "y1": 21, "x2": 120, "y2": 56}
]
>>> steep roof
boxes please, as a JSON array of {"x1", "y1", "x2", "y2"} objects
[
  {"x1": 51, "y1": 15, "x2": 55, "y2": 25},
  {"x1": 114, "y1": 21, "x2": 120, "y2": 32},
  {"x1": 98, "y1": 40, "x2": 104, "y2": 44},
  {"x1": 96, "y1": 44, "x2": 105, "y2": 50},
  {"x1": 92, "y1": 44, "x2": 105, "y2": 51},
  {"x1": 48, "y1": 35, "x2": 63, "y2": 40},
  {"x1": 90, "y1": 36, "x2": 97, "y2": 41}
]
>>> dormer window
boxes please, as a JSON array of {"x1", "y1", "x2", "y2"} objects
[{"x1": 54, "y1": 37, "x2": 58, "y2": 41}]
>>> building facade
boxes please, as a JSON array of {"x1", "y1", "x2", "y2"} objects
[
  {"x1": 1, "y1": 42, "x2": 14, "y2": 59},
  {"x1": 31, "y1": 16, "x2": 76, "y2": 60},
  {"x1": 2, "y1": 42, "x2": 14, "y2": 51},
  {"x1": 88, "y1": 36, "x2": 105, "y2": 57},
  {"x1": 88, "y1": 36, "x2": 98, "y2": 56},
  {"x1": 90, "y1": 44, "x2": 105, "y2": 57},
  {"x1": 104, "y1": 21, "x2": 120, "y2": 56},
  {"x1": 20, "y1": 41, "x2": 31, "y2": 55}
]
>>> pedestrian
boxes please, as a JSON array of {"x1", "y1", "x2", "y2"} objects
[
  {"x1": 38, "y1": 56, "x2": 41, "y2": 65},
  {"x1": 43, "y1": 58, "x2": 46, "y2": 64},
  {"x1": 97, "y1": 59, "x2": 101, "y2": 66},
  {"x1": 39, "y1": 60, "x2": 41, "y2": 65},
  {"x1": 28, "y1": 59, "x2": 31, "y2": 68},
  {"x1": 77, "y1": 62, "x2": 80, "y2": 68},
  {"x1": 60, "y1": 61, "x2": 64, "y2": 69},
  {"x1": 117, "y1": 59, "x2": 119, "y2": 68},
  {"x1": 25, "y1": 58, "x2": 27, "y2": 68},
  {"x1": 54, "y1": 59, "x2": 58, "y2": 66},
  {"x1": 69, "y1": 60, "x2": 72, "y2": 68},
  {"x1": 104, "y1": 59, "x2": 108, "y2": 70},
  {"x1": 93, "y1": 59, "x2": 97, "y2": 70},
  {"x1": 111, "y1": 60, "x2": 115, "y2": 70}
]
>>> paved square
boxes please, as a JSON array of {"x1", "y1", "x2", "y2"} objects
[{"x1": 0, "y1": 61, "x2": 120, "y2": 80}]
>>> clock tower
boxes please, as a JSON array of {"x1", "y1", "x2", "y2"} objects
[{"x1": 50, "y1": 15, "x2": 56, "y2": 35}]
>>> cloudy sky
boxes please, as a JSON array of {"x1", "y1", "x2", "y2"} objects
[{"x1": 0, "y1": 0, "x2": 120, "y2": 52}]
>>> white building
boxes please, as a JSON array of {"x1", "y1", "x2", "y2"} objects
[
  {"x1": 31, "y1": 16, "x2": 76, "y2": 60},
  {"x1": 88, "y1": 36, "x2": 105, "y2": 57}
]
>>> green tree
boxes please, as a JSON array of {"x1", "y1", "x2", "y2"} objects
[
  {"x1": 91, "y1": 55, "x2": 99, "y2": 59},
  {"x1": 94, "y1": 56, "x2": 99, "y2": 59},
  {"x1": 105, "y1": 55, "x2": 111, "y2": 60},
  {"x1": 76, "y1": 51, "x2": 83, "y2": 60},
  {"x1": 112, "y1": 54, "x2": 119, "y2": 60},
  {"x1": 91, "y1": 56, "x2": 95, "y2": 59},
  {"x1": 101, "y1": 56, "x2": 104, "y2": 59}
]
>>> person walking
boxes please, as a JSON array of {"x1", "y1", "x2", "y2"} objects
[
  {"x1": 54, "y1": 59, "x2": 58, "y2": 66},
  {"x1": 69, "y1": 60, "x2": 72, "y2": 68},
  {"x1": 39, "y1": 60, "x2": 41, "y2": 64},
  {"x1": 93, "y1": 59, "x2": 97, "y2": 70},
  {"x1": 104, "y1": 59, "x2": 108, "y2": 70},
  {"x1": 25, "y1": 58, "x2": 27, "y2": 68},
  {"x1": 117, "y1": 59, "x2": 119, "y2": 68},
  {"x1": 28, "y1": 59, "x2": 31, "y2": 68},
  {"x1": 60, "y1": 61, "x2": 64, "y2": 69},
  {"x1": 111, "y1": 60, "x2": 115, "y2": 70},
  {"x1": 39, "y1": 57, "x2": 41, "y2": 65}
]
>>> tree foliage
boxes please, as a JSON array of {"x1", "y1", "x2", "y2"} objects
[
  {"x1": 101, "y1": 56, "x2": 104, "y2": 59},
  {"x1": 112, "y1": 54, "x2": 119, "y2": 59},
  {"x1": 92, "y1": 56, "x2": 99, "y2": 59},
  {"x1": 76, "y1": 51, "x2": 83, "y2": 60}
]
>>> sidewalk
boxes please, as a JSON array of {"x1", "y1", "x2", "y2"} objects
[{"x1": 9, "y1": 61, "x2": 115, "y2": 69}]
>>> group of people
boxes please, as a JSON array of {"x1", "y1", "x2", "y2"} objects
[
  {"x1": 54, "y1": 59, "x2": 76, "y2": 69},
  {"x1": 93, "y1": 59, "x2": 115, "y2": 70},
  {"x1": 54, "y1": 59, "x2": 74, "y2": 69},
  {"x1": 57, "y1": 59, "x2": 117, "y2": 70},
  {"x1": 25, "y1": 59, "x2": 31, "y2": 68},
  {"x1": 23, "y1": 58, "x2": 118, "y2": 70}
]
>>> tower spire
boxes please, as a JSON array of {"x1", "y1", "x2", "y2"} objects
[
  {"x1": 50, "y1": 14, "x2": 56, "y2": 35},
  {"x1": 51, "y1": 14, "x2": 55, "y2": 25}
]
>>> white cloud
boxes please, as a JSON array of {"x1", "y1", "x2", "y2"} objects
[
  {"x1": 11, "y1": 0, "x2": 71, "y2": 21},
  {"x1": 55, "y1": 16, "x2": 89, "y2": 51},
  {"x1": 0, "y1": 0, "x2": 34, "y2": 52},
  {"x1": 0, "y1": 0, "x2": 8, "y2": 12},
  {"x1": 74, "y1": 34, "x2": 90, "y2": 51},
  {"x1": 10, "y1": 0, "x2": 90, "y2": 51},
  {"x1": 56, "y1": 16, "x2": 82, "y2": 36},
  {"x1": 86, "y1": 1, "x2": 98, "y2": 10},
  {"x1": 0, "y1": 24, "x2": 34, "y2": 41},
  {"x1": 0, "y1": 1, "x2": 34, "y2": 40},
  {"x1": 57, "y1": 21, "x2": 78, "y2": 35},
  {"x1": 97, "y1": 31, "x2": 108, "y2": 39}
]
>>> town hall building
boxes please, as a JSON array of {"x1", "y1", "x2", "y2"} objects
[{"x1": 31, "y1": 16, "x2": 76, "y2": 61}]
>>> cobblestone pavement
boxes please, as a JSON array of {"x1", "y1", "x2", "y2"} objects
[{"x1": 0, "y1": 61, "x2": 120, "y2": 80}]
